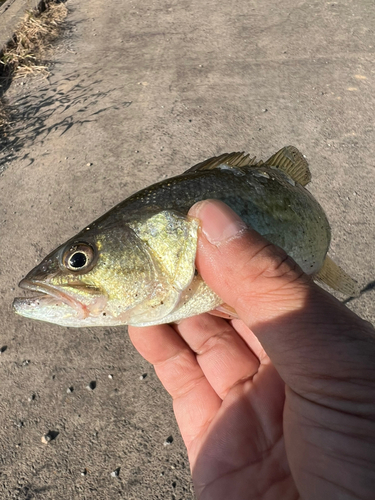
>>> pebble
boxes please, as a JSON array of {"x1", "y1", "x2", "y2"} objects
[
  {"x1": 0, "y1": 345, "x2": 7, "y2": 354},
  {"x1": 81, "y1": 468, "x2": 88, "y2": 476},
  {"x1": 163, "y1": 435, "x2": 174, "y2": 446},
  {"x1": 67, "y1": 386, "x2": 74, "y2": 393},
  {"x1": 41, "y1": 434, "x2": 52, "y2": 444},
  {"x1": 28, "y1": 394, "x2": 36, "y2": 402},
  {"x1": 41, "y1": 431, "x2": 59, "y2": 444},
  {"x1": 86, "y1": 162, "x2": 92, "y2": 167},
  {"x1": 108, "y1": 374, "x2": 113, "y2": 379},
  {"x1": 110, "y1": 467, "x2": 120, "y2": 477},
  {"x1": 139, "y1": 373, "x2": 147, "y2": 380},
  {"x1": 22, "y1": 360, "x2": 30, "y2": 366}
]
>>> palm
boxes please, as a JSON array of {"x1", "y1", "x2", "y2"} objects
[{"x1": 129, "y1": 315, "x2": 299, "y2": 500}]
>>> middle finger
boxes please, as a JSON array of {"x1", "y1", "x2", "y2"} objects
[{"x1": 175, "y1": 313, "x2": 260, "y2": 400}]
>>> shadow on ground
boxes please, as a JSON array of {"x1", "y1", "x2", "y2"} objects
[
  {"x1": 343, "y1": 280, "x2": 375, "y2": 305},
  {"x1": 0, "y1": 70, "x2": 132, "y2": 172}
]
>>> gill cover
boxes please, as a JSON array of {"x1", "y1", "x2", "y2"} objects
[{"x1": 127, "y1": 211, "x2": 199, "y2": 324}]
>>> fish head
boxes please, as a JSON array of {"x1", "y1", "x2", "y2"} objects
[{"x1": 13, "y1": 211, "x2": 199, "y2": 327}]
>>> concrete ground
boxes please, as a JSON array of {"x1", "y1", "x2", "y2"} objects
[{"x1": 0, "y1": 0, "x2": 374, "y2": 498}]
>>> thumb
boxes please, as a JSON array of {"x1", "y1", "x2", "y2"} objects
[
  {"x1": 188, "y1": 200, "x2": 373, "y2": 391},
  {"x1": 189, "y1": 199, "x2": 312, "y2": 328}
]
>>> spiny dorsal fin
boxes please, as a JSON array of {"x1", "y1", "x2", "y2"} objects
[
  {"x1": 265, "y1": 146, "x2": 311, "y2": 186},
  {"x1": 315, "y1": 255, "x2": 359, "y2": 297},
  {"x1": 184, "y1": 152, "x2": 259, "y2": 173}
]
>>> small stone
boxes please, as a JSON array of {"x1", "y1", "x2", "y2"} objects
[
  {"x1": 81, "y1": 468, "x2": 88, "y2": 476},
  {"x1": 139, "y1": 373, "x2": 147, "y2": 380},
  {"x1": 41, "y1": 434, "x2": 52, "y2": 444},
  {"x1": 28, "y1": 394, "x2": 36, "y2": 402},
  {"x1": 15, "y1": 421, "x2": 24, "y2": 428},
  {"x1": 86, "y1": 381, "x2": 96, "y2": 391},
  {"x1": 0, "y1": 345, "x2": 7, "y2": 354},
  {"x1": 163, "y1": 435, "x2": 174, "y2": 446},
  {"x1": 41, "y1": 430, "x2": 59, "y2": 444},
  {"x1": 22, "y1": 360, "x2": 30, "y2": 366},
  {"x1": 262, "y1": 108, "x2": 268, "y2": 112},
  {"x1": 111, "y1": 467, "x2": 120, "y2": 477},
  {"x1": 108, "y1": 374, "x2": 113, "y2": 379},
  {"x1": 86, "y1": 162, "x2": 92, "y2": 167},
  {"x1": 67, "y1": 386, "x2": 74, "y2": 393}
]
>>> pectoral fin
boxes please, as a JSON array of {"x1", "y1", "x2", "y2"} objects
[
  {"x1": 131, "y1": 211, "x2": 199, "y2": 292},
  {"x1": 315, "y1": 255, "x2": 359, "y2": 297}
]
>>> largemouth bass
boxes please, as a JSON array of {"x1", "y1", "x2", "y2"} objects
[{"x1": 13, "y1": 146, "x2": 358, "y2": 327}]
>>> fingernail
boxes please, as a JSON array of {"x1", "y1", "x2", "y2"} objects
[{"x1": 188, "y1": 200, "x2": 247, "y2": 245}]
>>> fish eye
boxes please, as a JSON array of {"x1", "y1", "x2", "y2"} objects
[{"x1": 62, "y1": 243, "x2": 95, "y2": 272}]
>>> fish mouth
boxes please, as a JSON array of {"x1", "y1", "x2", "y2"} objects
[{"x1": 16, "y1": 279, "x2": 91, "y2": 319}]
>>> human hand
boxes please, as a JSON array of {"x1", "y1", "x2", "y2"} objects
[{"x1": 129, "y1": 200, "x2": 375, "y2": 500}]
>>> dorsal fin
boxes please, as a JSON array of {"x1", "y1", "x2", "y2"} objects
[
  {"x1": 184, "y1": 152, "x2": 259, "y2": 173},
  {"x1": 265, "y1": 146, "x2": 311, "y2": 186},
  {"x1": 315, "y1": 255, "x2": 359, "y2": 297}
]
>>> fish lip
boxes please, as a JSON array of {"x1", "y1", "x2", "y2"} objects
[{"x1": 18, "y1": 279, "x2": 89, "y2": 319}]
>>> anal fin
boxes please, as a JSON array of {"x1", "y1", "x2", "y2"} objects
[{"x1": 315, "y1": 255, "x2": 359, "y2": 297}]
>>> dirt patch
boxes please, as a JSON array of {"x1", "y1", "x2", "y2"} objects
[
  {"x1": 0, "y1": 0, "x2": 68, "y2": 157},
  {"x1": 0, "y1": 1, "x2": 67, "y2": 79}
]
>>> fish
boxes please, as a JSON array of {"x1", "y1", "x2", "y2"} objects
[{"x1": 13, "y1": 146, "x2": 359, "y2": 327}]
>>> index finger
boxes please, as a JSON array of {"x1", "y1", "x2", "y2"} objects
[{"x1": 128, "y1": 323, "x2": 221, "y2": 448}]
